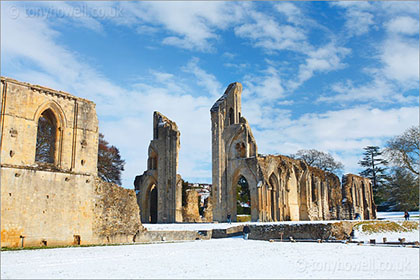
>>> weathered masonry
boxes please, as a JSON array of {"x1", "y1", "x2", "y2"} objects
[
  {"x1": 342, "y1": 174, "x2": 376, "y2": 220},
  {"x1": 134, "y1": 112, "x2": 183, "y2": 223},
  {"x1": 1, "y1": 77, "x2": 142, "y2": 248},
  {"x1": 210, "y1": 82, "x2": 376, "y2": 222}
]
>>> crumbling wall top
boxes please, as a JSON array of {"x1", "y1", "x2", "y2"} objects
[
  {"x1": 153, "y1": 111, "x2": 179, "y2": 132},
  {"x1": 210, "y1": 82, "x2": 242, "y2": 113}
]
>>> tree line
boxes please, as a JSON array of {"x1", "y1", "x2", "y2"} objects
[{"x1": 358, "y1": 126, "x2": 419, "y2": 211}]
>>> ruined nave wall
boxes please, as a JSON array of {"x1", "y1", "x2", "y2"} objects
[{"x1": 1, "y1": 77, "x2": 142, "y2": 248}]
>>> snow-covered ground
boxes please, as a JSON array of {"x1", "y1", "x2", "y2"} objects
[
  {"x1": 353, "y1": 229, "x2": 419, "y2": 243},
  {"x1": 377, "y1": 212, "x2": 419, "y2": 221},
  {"x1": 1, "y1": 238, "x2": 418, "y2": 279},
  {"x1": 353, "y1": 213, "x2": 419, "y2": 243}
]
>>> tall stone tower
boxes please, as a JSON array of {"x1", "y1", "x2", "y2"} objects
[
  {"x1": 134, "y1": 112, "x2": 183, "y2": 223},
  {"x1": 211, "y1": 82, "x2": 259, "y2": 222}
]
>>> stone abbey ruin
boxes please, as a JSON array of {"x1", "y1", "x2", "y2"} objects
[
  {"x1": 210, "y1": 83, "x2": 375, "y2": 222},
  {"x1": 1, "y1": 77, "x2": 376, "y2": 247}
]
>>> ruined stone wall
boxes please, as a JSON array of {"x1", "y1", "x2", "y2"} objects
[
  {"x1": 1, "y1": 77, "x2": 142, "y2": 247},
  {"x1": 1, "y1": 168, "x2": 96, "y2": 247},
  {"x1": 134, "y1": 111, "x2": 182, "y2": 223},
  {"x1": 93, "y1": 178, "x2": 143, "y2": 244},
  {"x1": 1, "y1": 77, "x2": 99, "y2": 247},
  {"x1": 203, "y1": 197, "x2": 213, "y2": 222},
  {"x1": 0, "y1": 77, "x2": 98, "y2": 174},
  {"x1": 211, "y1": 82, "x2": 375, "y2": 223},
  {"x1": 342, "y1": 174, "x2": 376, "y2": 220},
  {"x1": 255, "y1": 155, "x2": 345, "y2": 222},
  {"x1": 182, "y1": 190, "x2": 202, "y2": 223}
]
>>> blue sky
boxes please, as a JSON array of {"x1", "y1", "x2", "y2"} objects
[{"x1": 2, "y1": 1, "x2": 419, "y2": 188}]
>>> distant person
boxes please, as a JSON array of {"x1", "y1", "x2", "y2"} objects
[
  {"x1": 354, "y1": 213, "x2": 361, "y2": 220},
  {"x1": 227, "y1": 214, "x2": 231, "y2": 224},
  {"x1": 243, "y1": 225, "x2": 250, "y2": 240},
  {"x1": 404, "y1": 211, "x2": 410, "y2": 221}
]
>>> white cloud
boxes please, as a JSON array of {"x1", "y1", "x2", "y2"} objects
[
  {"x1": 380, "y1": 37, "x2": 419, "y2": 86},
  {"x1": 318, "y1": 4, "x2": 419, "y2": 105},
  {"x1": 234, "y1": 7, "x2": 308, "y2": 53},
  {"x1": 386, "y1": 16, "x2": 419, "y2": 35},
  {"x1": 318, "y1": 76, "x2": 412, "y2": 104},
  {"x1": 245, "y1": 104, "x2": 418, "y2": 174},
  {"x1": 116, "y1": 1, "x2": 242, "y2": 51},
  {"x1": 289, "y1": 42, "x2": 350, "y2": 90},
  {"x1": 243, "y1": 67, "x2": 285, "y2": 103},
  {"x1": 182, "y1": 58, "x2": 223, "y2": 99},
  {"x1": 331, "y1": 2, "x2": 375, "y2": 37},
  {"x1": 274, "y1": 2, "x2": 302, "y2": 24}
]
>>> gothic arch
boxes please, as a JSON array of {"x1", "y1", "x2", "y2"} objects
[
  {"x1": 34, "y1": 100, "x2": 66, "y2": 129},
  {"x1": 33, "y1": 102, "x2": 66, "y2": 166},
  {"x1": 231, "y1": 167, "x2": 258, "y2": 221},
  {"x1": 227, "y1": 126, "x2": 247, "y2": 159},
  {"x1": 139, "y1": 176, "x2": 158, "y2": 223}
]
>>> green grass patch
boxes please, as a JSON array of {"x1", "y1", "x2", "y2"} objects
[
  {"x1": 354, "y1": 220, "x2": 419, "y2": 234},
  {"x1": 237, "y1": 215, "x2": 251, "y2": 222}
]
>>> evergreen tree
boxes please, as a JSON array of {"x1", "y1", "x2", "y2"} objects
[
  {"x1": 383, "y1": 167, "x2": 419, "y2": 211},
  {"x1": 358, "y1": 146, "x2": 388, "y2": 205},
  {"x1": 97, "y1": 133, "x2": 125, "y2": 185}
]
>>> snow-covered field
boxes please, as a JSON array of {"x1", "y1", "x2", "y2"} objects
[
  {"x1": 377, "y1": 211, "x2": 419, "y2": 221},
  {"x1": 353, "y1": 229, "x2": 419, "y2": 243},
  {"x1": 1, "y1": 238, "x2": 419, "y2": 279},
  {"x1": 2, "y1": 213, "x2": 418, "y2": 279}
]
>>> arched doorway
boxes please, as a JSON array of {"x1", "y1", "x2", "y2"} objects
[
  {"x1": 149, "y1": 185, "x2": 158, "y2": 223},
  {"x1": 236, "y1": 175, "x2": 251, "y2": 218}
]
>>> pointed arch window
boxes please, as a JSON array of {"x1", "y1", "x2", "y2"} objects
[
  {"x1": 35, "y1": 109, "x2": 58, "y2": 164},
  {"x1": 229, "y1": 108, "x2": 234, "y2": 125}
]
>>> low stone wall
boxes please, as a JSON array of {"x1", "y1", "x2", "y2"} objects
[
  {"x1": 248, "y1": 222, "x2": 356, "y2": 241},
  {"x1": 212, "y1": 225, "x2": 244, "y2": 238},
  {"x1": 135, "y1": 230, "x2": 211, "y2": 242}
]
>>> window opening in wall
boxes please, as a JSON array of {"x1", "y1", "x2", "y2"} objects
[
  {"x1": 235, "y1": 142, "x2": 246, "y2": 158},
  {"x1": 35, "y1": 109, "x2": 57, "y2": 164},
  {"x1": 149, "y1": 185, "x2": 158, "y2": 223},
  {"x1": 229, "y1": 108, "x2": 234, "y2": 125}
]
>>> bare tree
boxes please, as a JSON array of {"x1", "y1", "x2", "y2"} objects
[
  {"x1": 385, "y1": 126, "x2": 419, "y2": 176},
  {"x1": 290, "y1": 149, "x2": 344, "y2": 173}
]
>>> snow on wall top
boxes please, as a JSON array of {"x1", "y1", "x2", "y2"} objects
[{"x1": 210, "y1": 82, "x2": 241, "y2": 113}]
